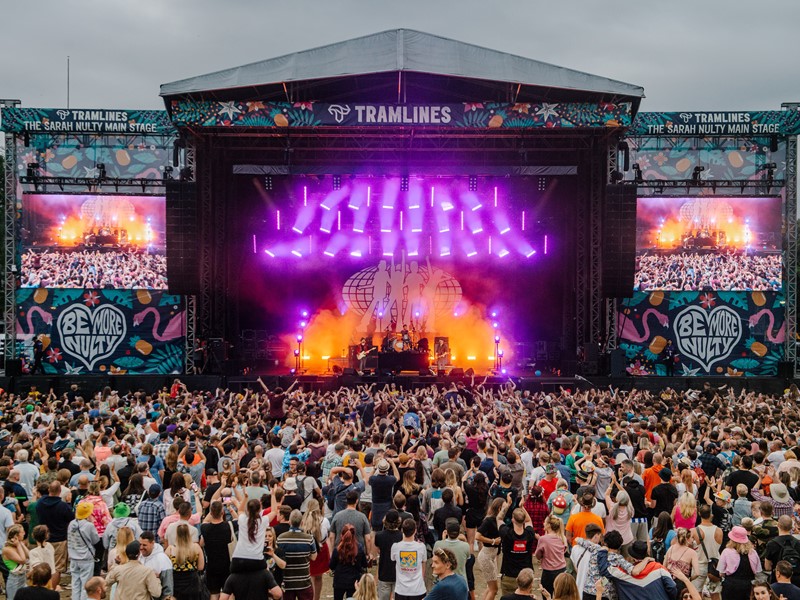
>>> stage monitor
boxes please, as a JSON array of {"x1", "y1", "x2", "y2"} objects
[
  {"x1": 19, "y1": 193, "x2": 168, "y2": 289},
  {"x1": 634, "y1": 196, "x2": 782, "y2": 292}
]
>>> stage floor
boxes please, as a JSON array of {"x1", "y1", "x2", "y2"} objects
[{"x1": 0, "y1": 372, "x2": 794, "y2": 396}]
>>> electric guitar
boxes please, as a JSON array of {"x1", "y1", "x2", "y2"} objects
[{"x1": 357, "y1": 347, "x2": 377, "y2": 360}]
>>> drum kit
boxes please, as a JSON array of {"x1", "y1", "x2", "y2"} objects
[{"x1": 382, "y1": 325, "x2": 427, "y2": 353}]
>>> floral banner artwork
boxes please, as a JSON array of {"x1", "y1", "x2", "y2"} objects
[
  {"x1": 14, "y1": 133, "x2": 176, "y2": 181},
  {"x1": 170, "y1": 100, "x2": 633, "y2": 129},
  {"x1": 15, "y1": 288, "x2": 185, "y2": 375},
  {"x1": 623, "y1": 136, "x2": 787, "y2": 183},
  {"x1": 618, "y1": 291, "x2": 784, "y2": 377}
]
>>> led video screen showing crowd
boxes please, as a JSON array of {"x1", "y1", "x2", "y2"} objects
[
  {"x1": 19, "y1": 194, "x2": 168, "y2": 290},
  {"x1": 634, "y1": 196, "x2": 782, "y2": 291}
]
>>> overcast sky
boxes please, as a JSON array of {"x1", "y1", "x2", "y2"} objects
[{"x1": 2, "y1": 0, "x2": 799, "y2": 112}]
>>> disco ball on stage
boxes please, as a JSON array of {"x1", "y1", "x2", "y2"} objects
[{"x1": 342, "y1": 264, "x2": 462, "y2": 323}]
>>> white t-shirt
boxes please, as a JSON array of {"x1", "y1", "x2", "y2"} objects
[
  {"x1": 570, "y1": 543, "x2": 592, "y2": 594},
  {"x1": 391, "y1": 539, "x2": 427, "y2": 596},
  {"x1": 265, "y1": 448, "x2": 285, "y2": 477},
  {"x1": 233, "y1": 514, "x2": 267, "y2": 560}
]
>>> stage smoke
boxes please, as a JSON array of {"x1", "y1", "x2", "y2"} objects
[{"x1": 281, "y1": 308, "x2": 362, "y2": 371}]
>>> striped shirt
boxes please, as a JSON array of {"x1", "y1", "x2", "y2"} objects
[{"x1": 276, "y1": 527, "x2": 317, "y2": 591}]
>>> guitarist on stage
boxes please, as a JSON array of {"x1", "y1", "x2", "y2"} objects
[{"x1": 357, "y1": 337, "x2": 375, "y2": 373}]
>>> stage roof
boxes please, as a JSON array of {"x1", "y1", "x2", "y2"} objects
[{"x1": 160, "y1": 29, "x2": 644, "y2": 106}]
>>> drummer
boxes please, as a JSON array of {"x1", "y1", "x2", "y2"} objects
[{"x1": 382, "y1": 329, "x2": 394, "y2": 352}]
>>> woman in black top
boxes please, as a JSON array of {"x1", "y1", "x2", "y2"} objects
[
  {"x1": 475, "y1": 498, "x2": 506, "y2": 600},
  {"x1": 463, "y1": 468, "x2": 489, "y2": 551},
  {"x1": 329, "y1": 524, "x2": 368, "y2": 600},
  {"x1": 200, "y1": 501, "x2": 234, "y2": 600}
]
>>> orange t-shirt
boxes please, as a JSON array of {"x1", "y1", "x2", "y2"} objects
[
  {"x1": 643, "y1": 465, "x2": 663, "y2": 500},
  {"x1": 566, "y1": 511, "x2": 605, "y2": 545}
]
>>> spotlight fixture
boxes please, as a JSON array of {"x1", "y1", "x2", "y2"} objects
[
  {"x1": 264, "y1": 175, "x2": 273, "y2": 191},
  {"x1": 26, "y1": 162, "x2": 40, "y2": 180},
  {"x1": 468, "y1": 175, "x2": 478, "y2": 192},
  {"x1": 494, "y1": 335, "x2": 501, "y2": 344},
  {"x1": 633, "y1": 163, "x2": 643, "y2": 184},
  {"x1": 179, "y1": 166, "x2": 193, "y2": 181},
  {"x1": 691, "y1": 166, "x2": 705, "y2": 185},
  {"x1": 96, "y1": 163, "x2": 106, "y2": 180},
  {"x1": 610, "y1": 170, "x2": 624, "y2": 183},
  {"x1": 400, "y1": 176, "x2": 409, "y2": 192},
  {"x1": 332, "y1": 175, "x2": 341, "y2": 190},
  {"x1": 163, "y1": 165, "x2": 174, "y2": 180}
]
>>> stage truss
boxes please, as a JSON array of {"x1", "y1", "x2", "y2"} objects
[{"x1": 2, "y1": 99, "x2": 20, "y2": 369}]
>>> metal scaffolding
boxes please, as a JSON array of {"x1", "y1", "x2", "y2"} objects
[
  {"x1": 1, "y1": 100, "x2": 20, "y2": 369},
  {"x1": 785, "y1": 135, "x2": 798, "y2": 376}
]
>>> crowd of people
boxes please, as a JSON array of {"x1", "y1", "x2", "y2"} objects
[
  {"x1": 2, "y1": 377, "x2": 800, "y2": 600},
  {"x1": 20, "y1": 250, "x2": 168, "y2": 289},
  {"x1": 634, "y1": 252, "x2": 783, "y2": 291}
]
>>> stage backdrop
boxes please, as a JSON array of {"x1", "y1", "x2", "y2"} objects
[
  {"x1": 618, "y1": 291, "x2": 784, "y2": 376},
  {"x1": 16, "y1": 288, "x2": 185, "y2": 375}
]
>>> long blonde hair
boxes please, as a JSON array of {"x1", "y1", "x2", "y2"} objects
[
  {"x1": 677, "y1": 492, "x2": 696, "y2": 519},
  {"x1": 115, "y1": 527, "x2": 135, "y2": 565},
  {"x1": 352, "y1": 573, "x2": 378, "y2": 600},
  {"x1": 301, "y1": 499, "x2": 323, "y2": 542},
  {"x1": 445, "y1": 468, "x2": 458, "y2": 489},
  {"x1": 174, "y1": 524, "x2": 197, "y2": 565}
]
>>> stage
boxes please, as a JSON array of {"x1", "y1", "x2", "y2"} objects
[{"x1": 1, "y1": 373, "x2": 794, "y2": 397}]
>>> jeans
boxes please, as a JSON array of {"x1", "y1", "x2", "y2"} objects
[
  {"x1": 377, "y1": 580, "x2": 396, "y2": 600},
  {"x1": 71, "y1": 559, "x2": 95, "y2": 600}
]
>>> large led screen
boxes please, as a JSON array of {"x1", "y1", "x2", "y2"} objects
[
  {"x1": 20, "y1": 194, "x2": 167, "y2": 289},
  {"x1": 634, "y1": 196, "x2": 782, "y2": 291}
]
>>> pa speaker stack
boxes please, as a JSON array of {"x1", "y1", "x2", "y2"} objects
[
  {"x1": 166, "y1": 180, "x2": 200, "y2": 295},
  {"x1": 602, "y1": 184, "x2": 637, "y2": 298}
]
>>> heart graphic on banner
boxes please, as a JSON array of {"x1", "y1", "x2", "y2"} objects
[
  {"x1": 674, "y1": 305, "x2": 742, "y2": 372},
  {"x1": 56, "y1": 304, "x2": 127, "y2": 371}
]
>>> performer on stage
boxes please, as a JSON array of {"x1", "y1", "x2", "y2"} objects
[
  {"x1": 401, "y1": 324, "x2": 411, "y2": 350},
  {"x1": 381, "y1": 330, "x2": 393, "y2": 353},
  {"x1": 357, "y1": 337, "x2": 373, "y2": 373}
]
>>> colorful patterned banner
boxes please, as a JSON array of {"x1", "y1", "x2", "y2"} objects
[
  {"x1": 624, "y1": 136, "x2": 787, "y2": 183},
  {"x1": 1, "y1": 108, "x2": 176, "y2": 135},
  {"x1": 619, "y1": 291, "x2": 784, "y2": 377},
  {"x1": 14, "y1": 134, "x2": 176, "y2": 181},
  {"x1": 16, "y1": 289, "x2": 185, "y2": 375},
  {"x1": 630, "y1": 110, "x2": 800, "y2": 136},
  {"x1": 170, "y1": 100, "x2": 633, "y2": 129}
]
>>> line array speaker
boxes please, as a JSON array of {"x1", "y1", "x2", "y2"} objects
[
  {"x1": 166, "y1": 181, "x2": 200, "y2": 294},
  {"x1": 602, "y1": 184, "x2": 637, "y2": 298}
]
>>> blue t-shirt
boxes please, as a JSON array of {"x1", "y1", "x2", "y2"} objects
[{"x1": 427, "y1": 573, "x2": 468, "y2": 600}]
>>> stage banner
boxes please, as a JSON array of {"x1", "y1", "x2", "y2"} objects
[
  {"x1": 14, "y1": 134, "x2": 176, "y2": 181},
  {"x1": 15, "y1": 289, "x2": 185, "y2": 375},
  {"x1": 1, "y1": 108, "x2": 175, "y2": 135},
  {"x1": 629, "y1": 110, "x2": 800, "y2": 137},
  {"x1": 624, "y1": 136, "x2": 787, "y2": 183},
  {"x1": 618, "y1": 291, "x2": 784, "y2": 377},
  {"x1": 169, "y1": 100, "x2": 633, "y2": 129}
]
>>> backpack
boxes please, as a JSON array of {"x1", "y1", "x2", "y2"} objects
[
  {"x1": 428, "y1": 488, "x2": 444, "y2": 515},
  {"x1": 778, "y1": 537, "x2": 800, "y2": 573},
  {"x1": 651, "y1": 537, "x2": 667, "y2": 564},
  {"x1": 326, "y1": 480, "x2": 353, "y2": 511}
]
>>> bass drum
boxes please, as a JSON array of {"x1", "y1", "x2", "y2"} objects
[{"x1": 392, "y1": 339, "x2": 405, "y2": 352}]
